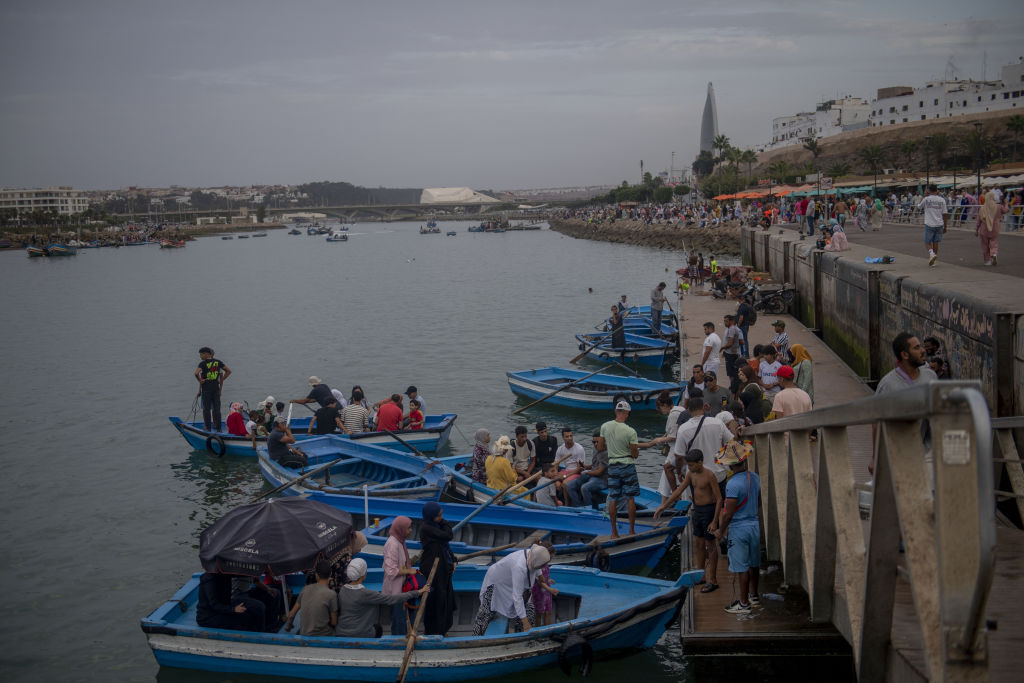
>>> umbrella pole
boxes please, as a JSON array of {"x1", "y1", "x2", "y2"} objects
[{"x1": 279, "y1": 576, "x2": 291, "y2": 624}]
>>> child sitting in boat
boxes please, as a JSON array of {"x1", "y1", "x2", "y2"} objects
[
  {"x1": 534, "y1": 463, "x2": 565, "y2": 507},
  {"x1": 405, "y1": 399, "x2": 424, "y2": 430}
]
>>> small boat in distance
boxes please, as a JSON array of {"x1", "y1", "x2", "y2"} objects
[
  {"x1": 326, "y1": 233, "x2": 348, "y2": 242},
  {"x1": 26, "y1": 245, "x2": 47, "y2": 257},
  {"x1": 446, "y1": 230, "x2": 457, "y2": 236},
  {"x1": 237, "y1": 234, "x2": 250, "y2": 239},
  {"x1": 252, "y1": 232, "x2": 267, "y2": 237},
  {"x1": 507, "y1": 366, "x2": 683, "y2": 411},
  {"x1": 158, "y1": 239, "x2": 186, "y2": 249},
  {"x1": 46, "y1": 244, "x2": 77, "y2": 256},
  {"x1": 221, "y1": 236, "x2": 233, "y2": 240},
  {"x1": 420, "y1": 225, "x2": 441, "y2": 234},
  {"x1": 288, "y1": 228, "x2": 302, "y2": 235}
]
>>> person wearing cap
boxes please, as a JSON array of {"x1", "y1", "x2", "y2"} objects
[
  {"x1": 770, "y1": 365, "x2": 812, "y2": 419},
  {"x1": 770, "y1": 320, "x2": 790, "y2": 362},
  {"x1": 713, "y1": 443, "x2": 761, "y2": 614},
  {"x1": 700, "y1": 371, "x2": 731, "y2": 418},
  {"x1": 600, "y1": 401, "x2": 670, "y2": 538},
  {"x1": 267, "y1": 416, "x2": 306, "y2": 468},
  {"x1": 334, "y1": 558, "x2": 428, "y2": 638},
  {"x1": 472, "y1": 544, "x2": 550, "y2": 634},
  {"x1": 285, "y1": 560, "x2": 338, "y2": 636},
  {"x1": 194, "y1": 346, "x2": 231, "y2": 432},
  {"x1": 404, "y1": 386, "x2": 426, "y2": 414},
  {"x1": 291, "y1": 376, "x2": 335, "y2": 409},
  {"x1": 532, "y1": 422, "x2": 559, "y2": 471}
]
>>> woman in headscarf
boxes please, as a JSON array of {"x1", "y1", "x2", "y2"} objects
[
  {"x1": 789, "y1": 344, "x2": 814, "y2": 403},
  {"x1": 486, "y1": 436, "x2": 526, "y2": 495},
  {"x1": 976, "y1": 190, "x2": 1008, "y2": 266},
  {"x1": 739, "y1": 379, "x2": 766, "y2": 424},
  {"x1": 226, "y1": 402, "x2": 247, "y2": 436},
  {"x1": 854, "y1": 196, "x2": 869, "y2": 232},
  {"x1": 471, "y1": 543, "x2": 549, "y2": 635},
  {"x1": 335, "y1": 558, "x2": 427, "y2": 638},
  {"x1": 470, "y1": 429, "x2": 490, "y2": 484},
  {"x1": 382, "y1": 515, "x2": 417, "y2": 635},
  {"x1": 418, "y1": 501, "x2": 457, "y2": 636}
]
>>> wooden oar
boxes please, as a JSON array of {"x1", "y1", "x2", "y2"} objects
[
  {"x1": 569, "y1": 311, "x2": 630, "y2": 364},
  {"x1": 452, "y1": 452, "x2": 575, "y2": 531},
  {"x1": 455, "y1": 541, "x2": 521, "y2": 563},
  {"x1": 248, "y1": 457, "x2": 345, "y2": 503},
  {"x1": 512, "y1": 365, "x2": 613, "y2": 416},
  {"x1": 396, "y1": 557, "x2": 440, "y2": 683},
  {"x1": 384, "y1": 430, "x2": 428, "y2": 458}
]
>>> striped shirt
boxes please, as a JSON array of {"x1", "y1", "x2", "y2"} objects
[{"x1": 340, "y1": 404, "x2": 370, "y2": 433}]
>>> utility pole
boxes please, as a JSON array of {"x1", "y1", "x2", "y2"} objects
[
  {"x1": 925, "y1": 135, "x2": 933, "y2": 188},
  {"x1": 974, "y1": 121, "x2": 983, "y2": 195},
  {"x1": 640, "y1": 160, "x2": 644, "y2": 185}
]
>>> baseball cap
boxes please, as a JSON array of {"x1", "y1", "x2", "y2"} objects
[
  {"x1": 776, "y1": 365, "x2": 795, "y2": 380},
  {"x1": 614, "y1": 400, "x2": 631, "y2": 411},
  {"x1": 771, "y1": 320, "x2": 785, "y2": 327}
]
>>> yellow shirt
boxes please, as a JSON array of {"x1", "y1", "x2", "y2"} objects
[{"x1": 486, "y1": 455, "x2": 525, "y2": 495}]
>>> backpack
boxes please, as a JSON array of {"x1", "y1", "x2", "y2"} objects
[{"x1": 746, "y1": 304, "x2": 758, "y2": 326}]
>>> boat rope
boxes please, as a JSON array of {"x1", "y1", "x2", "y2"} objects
[{"x1": 452, "y1": 422, "x2": 476, "y2": 448}]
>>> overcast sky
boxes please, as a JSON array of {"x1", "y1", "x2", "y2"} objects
[{"x1": 2, "y1": 0, "x2": 1022, "y2": 191}]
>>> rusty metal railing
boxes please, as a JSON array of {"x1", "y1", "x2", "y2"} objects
[{"x1": 742, "y1": 381, "x2": 997, "y2": 682}]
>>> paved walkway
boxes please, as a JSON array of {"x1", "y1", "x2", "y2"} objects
[{"x1": 776, "y1": 218, "x2": 1024, "y2": 277}]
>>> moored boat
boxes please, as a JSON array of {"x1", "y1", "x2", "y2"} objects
[
  {"x1": 45, "y1": 243, "x2": 77, "y2": 256},
  {"x1": 252, "y1": 232, "x2": 267, "y2": 237},
  {"x1": 325, "y1": 233, "x2": 348, "y2": 242},
  {"x1": 288, "y1": 228, "x2": 302, "y2": 235},
  {"x1": 574, "y1": 332, "x2": 677, "y2": 369},
  {"x1": 168, "y1": 413, "x2": 458, "y2": 457},
  {"x1": 26, "y1": 245, "x2": 47, "y2": 257},
  {"x1": 141, "y1": 565, "x2": 700, "y2": 681},
  {"x1": 446, "y1": 230, "x2": 457, "y2": 236},
  {"x1": 506, "y1": 367, "x2": 683, "y2": 411},
  {"x1": 159, "y1": 239, "x2": 186, "y2": 248},
  {"x1": 256, "y1": 435, "x2": 452, "y2": 500},
  {"x1": 221, "y1": 235, "x2": 233, "y2": 240}
]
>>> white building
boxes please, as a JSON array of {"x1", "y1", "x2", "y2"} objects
[
  {"x1": 0, "y1": 186, "x2": 89, "y2": 215},
  {"x1": 767, "y1": 97, "x2": 871, "y2": 149}
]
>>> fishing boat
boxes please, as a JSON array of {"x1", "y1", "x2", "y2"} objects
[
  {"x1": 168, "y1": 413, "x2": 458, "y2": 457},
  {"x1": 325, "y1": 233, "x2": 348, "y2": 242},
  {"x1": 467, "y1": 224, "x2": 486, "y2": 233},
  {"x1": 252, "y1": 232, "x2": 267, "y2": 237},
  {"x1": 237, "y1": 234, "x2": 249, "y2": 239},
  {"x1": 159, "y1": 239, "x2": 186, "y2": 248},
  {"x1": 506, "y1": 367, "x2": 683, "y2": 411},
  {"x1": 306, "y1": 226, "x2": 318, "y2": 235},
  {"x1": 26, "y1": 245, "x2": 47, "y2": 257},
  {"x1": 46, "y1": 243, "x2": 77, "y2": 256},
  {"x1": 605, "y1": 317, "x2": 677, "y2": 337},
  {"x1": 436, "y1": 454, "x2": 684, "y2": 518},
  {"x1": 256, "y1": 436, "x2": 452, "y2": 501},
  {"x1": 420, "y1": 225, "x2": 441, "y2": 234},
  {"x1": 141, "y1": 564, "x2": 700, "y2": 681},
  {"x1": 427, "y1": 218, "x2": 438, "y2": 228},
  {"x1": 296, "y1": 494, "x2": 689, "y2": 572},
  {"x1": 288, "y1": 228, "x2": 302, "y2": 235},
  {"x1": 574, "y1": 332, "x2": 677, "y2": 369},
  {"x1": 446, "y1": 231, "x2": 457, "y2": 236},
  {"x1": 221, "y1": 236, "x2": 233, "y2": 240}
]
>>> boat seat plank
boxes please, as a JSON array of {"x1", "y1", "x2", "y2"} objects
[{"x1": 515, "y1": 529, "x2": 552, "y2": 548}]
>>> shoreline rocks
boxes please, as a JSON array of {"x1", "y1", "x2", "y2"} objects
[{"x1": 548, "y1": 217, "x2": 741, "y2": 255}]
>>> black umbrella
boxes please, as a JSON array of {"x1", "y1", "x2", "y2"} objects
[{"x1": 199, "y1": 497, "x2": 354, "y2": 576}]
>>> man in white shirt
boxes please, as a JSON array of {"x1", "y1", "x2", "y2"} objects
[
  {"x1": 673, "y1": 396, "x2": 733, "y2": 491},
  {"x1": 758, "y1": 347, "x2": 783, "y2": 397},
  {"x1": 701, "y1": 322, "x2": 722, "y2": 375},
  {"x1": 555, "y1": 427, "x2": 586, "y2": 472},
  {"x1": 917, "y1": 184, "x2": 948, "y2": 267}
]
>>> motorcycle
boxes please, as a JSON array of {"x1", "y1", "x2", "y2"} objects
[{"x1": 753, "y1": 282, "x2": 796, "y2": 315}]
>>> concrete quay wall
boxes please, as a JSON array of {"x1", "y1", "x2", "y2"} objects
[{"x1": 741, "y1": 227, "x2": 1023, "y2": 416}]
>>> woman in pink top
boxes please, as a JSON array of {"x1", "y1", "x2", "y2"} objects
[
  {"x1": 383, "y1": 515, "x2": 416, "y2": 635},
  {"x1": 976, "y1": 190, "x2": 1009, "y2": 266}
]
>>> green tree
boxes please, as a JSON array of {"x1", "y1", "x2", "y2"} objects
[
  {"x1": 898, "y1": 139, "x2": 918, "y2": 172},
  {"x1": 768, "y1": 160, "x2": 793, "y2": 184},
  {"x1": 654, "y1": 186, "x2": 674, "y2": 203},
  {"x1": 642, "y1": 171, "x2": 654, "y2": 186},
  {"x1": 826, "y1": 161, "x2": 852, "y2": 178},
  {"x1": 802, "y1": 138, "x2": 822, "y2": 164},
  {"x1": 712, "y1": 134, "x2": 731, "y2": 161},
  {"x1": 255, "y1": 203, "x2": 266, "y2": 223},
  {"x1": 858, "y1": 145, "x2": 886, "y2": 196},
  {"x1": 740, "y1": 149, "x2": 758, "y2": 182},
  {"x1": 1004, "y1": 115, "x2": 1024, "y2": 162},
  {"x1": 691, "y1": 150, "x2": 715, "y2": 177},
  {"x1": 673, "y1": 184, "x2": 691, "y2": 196},
  {"x1": 926, "y1": 133, "x2": 950, "y2": 167}
]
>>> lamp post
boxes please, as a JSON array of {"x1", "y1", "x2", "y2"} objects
[
  {"x1": 973, "y1": 121, "x2": 983, "y2": 196},
  {"x1": 924, "y1": 135, "x2": 933, "y2": 188}
]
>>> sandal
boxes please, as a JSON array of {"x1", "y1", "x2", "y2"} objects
[{"x1": 700, "y1": 583, "x2": 720, "y2": 593}]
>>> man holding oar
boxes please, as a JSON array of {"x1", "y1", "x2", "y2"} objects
[{"x1": 601, "y1": 401, "x2": 671, "y2": 538}]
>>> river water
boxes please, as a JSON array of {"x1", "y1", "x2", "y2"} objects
[{"x1": 0, "y1": 222, "x2": 722, "y2": 682}]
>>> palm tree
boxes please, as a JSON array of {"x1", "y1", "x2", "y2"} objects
[
  {"x1": 826, "y1": 161, "x2": 852, "y2": 178},
  {"x1": 712, "y1": 134, "x2": 731, "y2": 161},
  {"x1": 1006, "y1": 115, "x2": 1024, "y2": 162},
  {"x1": 727, "y1": 147, "x2": 743, "y2": 176},
  {"x1": 768, "y1": 160, "x2": 792, "y2": 184},
  {"x1": 898, "y1": 139, "x2": 918, "y2": 172},
  {"x1": 740, "y1": 149, "x2": 758, "y2": 182},
  {"x1": 858, "y1": 145, "x2": 886, "y2": 196}
]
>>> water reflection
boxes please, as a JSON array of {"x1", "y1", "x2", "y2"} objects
[{"x1": 170, "y1": 451, "x2": 268, "y2": 543}]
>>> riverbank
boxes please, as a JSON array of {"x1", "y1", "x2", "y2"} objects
[{"x1": 549, "y1": 217, "x2": 741, "y2": 255}]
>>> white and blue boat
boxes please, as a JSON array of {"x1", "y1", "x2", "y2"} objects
[
  {"x1": 256, "y1": 435, "x2": 452, "y2": 501},
  {"x1": 325, "y1": 233, "x2": 348, "y2": 242},
  {"x1": 606, "y1": 317, "x2": 678, "y2": 337},
  {"x1": 436, "y1": 454, "x2": 684, "y2": 518},
  {"x1": 506, "y1": 367, "x2": 683, "y2": 411},
  {"x1": 168, "y1": 413, "x2": 457, "y2": 457},
  {"x1": 574, "y1": 332, "x2": 677, "y2": 369},
  {"x1": 141, "y1": 565, "x2": 702, "y2": 681}
]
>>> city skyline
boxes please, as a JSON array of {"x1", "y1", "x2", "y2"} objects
[{"x1": 2, "y1": 0, "x2": 1022, "y2": 191}]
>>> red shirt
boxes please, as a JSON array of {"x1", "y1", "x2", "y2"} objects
[
  {"x1": 376, "y1": 402, "x2": 403, "y2": 432},
  {"x1": 226, "y1": 412, "x2": 247, "y2": 436},
  {"x1": 408, "y1": 409, "x2": 424, "y2": 430}
]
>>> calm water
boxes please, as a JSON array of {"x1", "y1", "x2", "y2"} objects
[{"x1": 0, "y1": 222, "x2": 706, "y2": 682}]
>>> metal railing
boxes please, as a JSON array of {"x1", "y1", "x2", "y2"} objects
[{"x1": 743, "y1": 381, "x2": 997, "y2": 682}]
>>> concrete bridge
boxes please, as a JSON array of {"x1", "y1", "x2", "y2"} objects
[{"x1": 280, "y1": 202, "x2": 511, "y2": 222}]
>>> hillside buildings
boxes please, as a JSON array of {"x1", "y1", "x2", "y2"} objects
[{"x1": 0, "y1": 186, "x2": 89, "y2": 215}]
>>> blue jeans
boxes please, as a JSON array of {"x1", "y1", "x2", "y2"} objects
[
  {"x1": 567, "y1": 473, "x2": 606, "y2": 508},
  {"x1": 651, "y1": 306, "x2": 663, "y2": 332},
  {"x1": 738, "y1": 324, "x2": 750, "y2": 356},
  {"x1": 806, "y1": 215, "x2": 816, "y2": 236}
]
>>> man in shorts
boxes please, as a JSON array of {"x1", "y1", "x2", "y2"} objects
[
  {"x1": 714, "y1": 442, "x2": 761, "y2": 614},
  {"x1": 655, "y1": 449, "x2": 723, "y2": 592},
  {"x1": 600, "y1": 401, "x2": 669, "y2": 538},
  {"x1": 917, "y1": 184, "x2": 948, "y2": 267}
]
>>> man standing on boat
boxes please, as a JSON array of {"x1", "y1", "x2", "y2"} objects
[
  {"x1": 194, "y1": 346, "x2": 231, "y2": 432},
  {"x1": 601, "y1": 402, "x2": 670, "y2": 538},
  {"x1": 290, "y1": 376, "x2": 334, "y2": 409},
  {"x1": 650, "y1": 282, "x2": 668, "y2": 332}
]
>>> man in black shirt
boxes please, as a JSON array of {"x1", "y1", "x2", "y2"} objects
[
  {"x1": 291, "y1": 376, "x2": 334, "y2": 409},
  {"x1": 735, "y1": 296, "x2": 755, "y2": 357},
  {"x1": 533, "y1": 422, "x2": 559, "y2": 470},
  {"x1": 268, "y1": 417, "x2": 307, "y2": 468},
  {"x1": 308, "y1": 398, "x2": 343, "y2": 435},
  {"x1": 194, "y1": 346, "x2": 231, "y2": 431}
]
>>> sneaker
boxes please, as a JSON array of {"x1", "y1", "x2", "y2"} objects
[
  {"x1": 748, "y1": 594, "x2": 761, "y2": 606},
  {"x1": 725, "y1": 601, "x2": 751, "y2": 614},
  {"x1": 984, "y1": 260, "x2": 993, "y2": 266},
  {"x1": 929, "y1": 253, "x2": 937, "y2": 266}
]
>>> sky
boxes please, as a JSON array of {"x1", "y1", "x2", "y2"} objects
[{"x1": 2, "y1": 0, "x2": 1022, "y2": 191}]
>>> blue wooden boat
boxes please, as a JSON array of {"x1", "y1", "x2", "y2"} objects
[
  {"x1": 45, "y1": 243, "x2": 77, "y2": 256},
  {"x1": 506, "y1": 367, "x2": 683, "y2": 411},
  {"x1": 436, "y1": 454, "x2": 685, "y2": 518},
  {"x1": 574, "y1": 332, "x2": 677, "y2": 369},
  {"x1": 252, "y1": 232, "x2": 268, "y2": 237},
  {"x1": 168, "y1": 413, "x2": 457, "y2": 457},
  {"x1": 141, "y1": 565, "x2": 701, "y2": 681},
  {"x1": 282, "y1": 491, "x2": 688, "y2": 572},
  {"x1": 257, "y1": 436, "x2": 452, "y2": 500},
  {"x1": 605, "y1": 317, "x2": 677, "y2": 336},
  {"x1": 26, "y1": 245, "x2": 47, "y2": 257}
]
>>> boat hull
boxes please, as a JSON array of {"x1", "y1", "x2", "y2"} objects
[
  {"x1": 168, "y1": 414, "x2": 456, "y2": 457},
  {"x1": 574, "y1": 332, "x2": 676, "y2": 369},
  {"x1": 506, "y1": 367, "x2": 682, "y2": 411}
]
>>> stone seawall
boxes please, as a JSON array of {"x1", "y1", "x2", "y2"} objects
[
  {"x1": 549, "y1": 218, "x2": 741, "y2": 255},
  {"x1": 741, "y1": 226, "x2": 1023, "y2": 416}
]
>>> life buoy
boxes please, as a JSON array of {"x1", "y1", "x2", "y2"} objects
[{"x1": 206, "y1": 435, "x2": 226, "y2": 457}]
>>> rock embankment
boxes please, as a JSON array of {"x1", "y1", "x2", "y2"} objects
[{"x1": 549, "y1": 218, "x2": 741, "y2": 255}]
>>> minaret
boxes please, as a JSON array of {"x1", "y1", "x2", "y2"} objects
[{"x1": 699, "y1": 82, "x2": 719, "y2": 153}]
